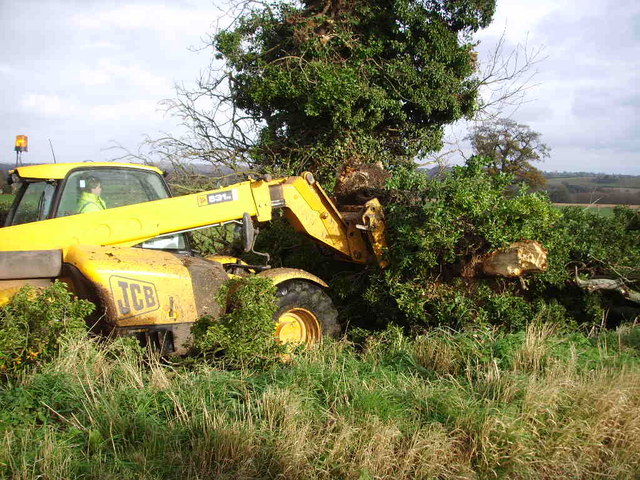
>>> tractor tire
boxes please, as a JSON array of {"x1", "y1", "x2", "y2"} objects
[{"x1": 274, "y1": 280, "x2": 340, "y2": 346}]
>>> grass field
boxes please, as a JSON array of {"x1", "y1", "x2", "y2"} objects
[
  {"x1": 546, "y1": 176, "x2": 640, "y2": 189},
  {"x1": 553, "y1": 203, "x2": 640, "y2": 217},
  {"x1": 1, "y1": 325, "x2": 640, "y2": 479}
]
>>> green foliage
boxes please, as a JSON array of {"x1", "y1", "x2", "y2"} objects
[
  {"x1": 354, "y1": 158, "x2": 558, "y2": 328},
  {"x1": 215, "y1": 0, "x2": 496, "y2": 181},
  {"x1": 189, "y1": 223, "x2": 242, "y2": 256},
  {"x1": 328, "y1": 158, "x2": 639, "y2": 331},
  {"x1": 540, "y1": 205, "x2": 640, "y2": 286},
  {"x1": 385, "y1": 157, "x2": 558, "y2": 272},
  {"x1": 0, "y1": 282, "x2": 93, "y2": 379},
  {"x1": 191, "y1": 276, "x2": 281, "y2": 368}
]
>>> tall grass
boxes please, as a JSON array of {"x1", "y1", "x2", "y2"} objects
[{"x1": 1, "y1": 325, "x2": 639, "y2": 479}]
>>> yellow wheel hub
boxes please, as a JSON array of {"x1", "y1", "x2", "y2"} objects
[{"x1": 275, "y1": 308, "x2": 321, "y2": 345}]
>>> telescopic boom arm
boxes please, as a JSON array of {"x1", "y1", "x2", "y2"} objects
[{"x1": 0, "y1": 173, "x2": 387, "y2": 266}]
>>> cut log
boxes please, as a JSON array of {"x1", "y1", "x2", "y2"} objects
[{"x1": 481, "y1": 240, "x2": 548, "y2": 278}]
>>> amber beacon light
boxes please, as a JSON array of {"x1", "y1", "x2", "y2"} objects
[
  {"x1": 15, "y1": 135, "x2": 28, "y2": 152},
  {"x1": 14, "y1": 135, "x2": 28, "y2": 166}
]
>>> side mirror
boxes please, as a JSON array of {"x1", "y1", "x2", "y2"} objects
[{"x1": 241, "y1": 212, "x2": 255, "y2": 253}]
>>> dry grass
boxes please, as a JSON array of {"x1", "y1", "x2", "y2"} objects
[{"x1": 1, "y1": 326, "x2": 640, "y2": 479}]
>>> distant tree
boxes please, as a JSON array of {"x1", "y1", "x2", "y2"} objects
[{"x1": 467, "y1": 117, "x2": 550, "y2": 189}]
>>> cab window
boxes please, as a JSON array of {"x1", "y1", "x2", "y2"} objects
[{"x1": 10, "y1": 181, "x2": 56, "y2": 225}]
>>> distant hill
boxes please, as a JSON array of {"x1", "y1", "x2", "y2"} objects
[{"x1": 1, "y1": 162, "x2": 26, "y2": 172}]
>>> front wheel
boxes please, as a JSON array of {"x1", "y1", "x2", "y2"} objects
[{"x1": 274, "y1": 280, "x2": 339, "y2": 346}]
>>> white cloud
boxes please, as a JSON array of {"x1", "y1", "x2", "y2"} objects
[
  {"x1": 21, "y1": 94, "x2": 79, "y2": 117},
  {"x1": 77, "y1": 68, "x2": 112, "y2": 87},
  {"x1": 20, "y1": 93, "x2": 163, "y2": 124},
  {"x1": 81, "y1": 41, "x2": 119, "y2": 50},
  {"x1": 89, "y1": 99, "x2": 162, "y2": 122},
  {"x1": 479, "y1": 0, "x2": 558, "y2": 42},
  {"x1": 78, "y1": 59, "x2": 170, "y2": 93},
  {"x1": 71, "y1": 4, "x2": 216, "y2": 35}
]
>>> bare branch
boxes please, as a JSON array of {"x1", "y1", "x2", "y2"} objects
[{"x1": 473, "y1": 29, "x2": 547, "y2": 120}]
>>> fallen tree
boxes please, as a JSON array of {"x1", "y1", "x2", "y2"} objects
[
  {"x1": 334, "y1": 161, "x2": 550, "y2": 280},
  {"x1": 296, "y1": 157, "x2": 640, "y2": 331}
]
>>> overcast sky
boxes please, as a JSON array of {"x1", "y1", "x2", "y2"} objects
[{"x1": 1, "y1": 0, "x2": 639, "y2": 174}]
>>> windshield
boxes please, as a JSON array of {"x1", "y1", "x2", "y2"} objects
[
  {"x1": 56, "y1": 168, "x2": 187, "y2": 251},
  {"x1": 56, "y1": 168, "x2": 170, "y2": 217}
]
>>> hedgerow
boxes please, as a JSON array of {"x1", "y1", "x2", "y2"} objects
[
  {"x1": 356, "y1": 159, "x2": 639, "y2": 330},
  {"x1": 0, "y1": 282, "x2": 93, "y2": 379}
]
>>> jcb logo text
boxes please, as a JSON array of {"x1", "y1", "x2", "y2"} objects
[{"x1": 109, "y1": 276, "x2": 160, "y2": 318}]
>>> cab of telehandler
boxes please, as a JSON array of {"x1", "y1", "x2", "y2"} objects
[{"x1": 5, "y1": 163, "x2": 189, "y2": 251}]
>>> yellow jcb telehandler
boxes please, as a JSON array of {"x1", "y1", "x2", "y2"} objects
[{"x1": 0, "y1": 163, "x2": 386, "y2": 354}]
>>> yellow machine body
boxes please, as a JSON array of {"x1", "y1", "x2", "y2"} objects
[
  {"x1": 64, "y1": 245, "x2": 201, "y2": 327},
  {"x1": 0, "y1": 163, "x2": 387, "y2": 352}
]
